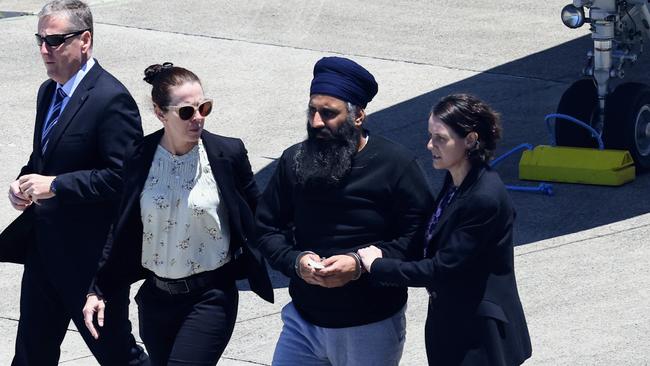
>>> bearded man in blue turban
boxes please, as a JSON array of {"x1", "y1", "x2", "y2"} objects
[{"x1": 255, "y1": 57, "x2": 433, "y2": 365}]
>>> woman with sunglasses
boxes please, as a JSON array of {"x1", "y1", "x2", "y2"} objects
[
  {"x1": 83, "y1": 63, "x2": 274, "y2": 365},
  {"x1": 358, "y1": 94, "x2": 531, "y2": 365}
]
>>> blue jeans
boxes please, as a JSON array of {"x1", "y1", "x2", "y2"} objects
[{"x1": 272, "y1": 302, "x2": 406, "y2": 366}]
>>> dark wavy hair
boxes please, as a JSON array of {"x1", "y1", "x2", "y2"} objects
[
  {"x1": 143, "y1": 62, "x2": 201, "y2": 112},
  {"x1": 431, "y1": 93, "x2": 502, "y2": 163}
]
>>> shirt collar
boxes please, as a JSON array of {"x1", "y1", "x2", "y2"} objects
[{"x1": 57, "y1": 57, "x2": 96, "y2": 97}]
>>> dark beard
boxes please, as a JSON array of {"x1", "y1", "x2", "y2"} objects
[{"x1": 294, "y1": 118, "x2": 361, "y2": 190}]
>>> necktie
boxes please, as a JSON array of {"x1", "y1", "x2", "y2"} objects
[{"x1": 41, "y1": 87, "x2": 67, "y2": 154}]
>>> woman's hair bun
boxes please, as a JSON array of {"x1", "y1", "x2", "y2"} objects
[{"x1": 143, "y1": 62, "x2": 174, "y2": 84}]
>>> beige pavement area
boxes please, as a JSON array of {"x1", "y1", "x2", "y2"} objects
[{"x1": 0, "y1": 1, "x2": 649, "y2": 364}]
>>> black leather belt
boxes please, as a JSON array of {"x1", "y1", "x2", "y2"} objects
[{"x1": 150, "y1": 262, "x2": 234, "y2": 295}]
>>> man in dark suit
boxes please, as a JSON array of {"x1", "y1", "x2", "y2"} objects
[{"x1": 2, "y1": 1, "x2": 148, "y2": 364}]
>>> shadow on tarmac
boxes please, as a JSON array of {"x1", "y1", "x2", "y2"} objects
[{"x1": 245, "y1": 34, "x2": 650, "y2": 290}]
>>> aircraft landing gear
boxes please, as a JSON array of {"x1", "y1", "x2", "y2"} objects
[
  {"x1": 606, "y1": 83, "x2": 650, "y2": 170},
  {"x1": 558, "y1": 0, "x2": 650, "y2": 171},
  {"x1": 555, "y1": 80, "x2": 650, "y2": 171}
]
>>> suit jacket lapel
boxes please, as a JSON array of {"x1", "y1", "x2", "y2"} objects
[
  {"x1": 201, "y1": 132, "x2": 243, "y2": 236},
  {"x1": 115, "y1": 129, "x2": 163, "y2": 234},
  {"x1": 428, "y1": 164, "x2": 487, "y2": 242},
  {"x1": 427, "y1": 175, "x2": 454, "y2": 243},
  {"x1": 41, "y1": 62, "x2": 103, "y2": 164}
]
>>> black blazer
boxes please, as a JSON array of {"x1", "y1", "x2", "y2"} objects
[
  {"x1": 0, "y1": 62, "x2": 142, "y2": 290},
  {"x1": 90, "y1": 129, "x2": 274, "y2": 303},
  {"x1": 371, "y1": 163, "x2": 532, "y2": 365}
]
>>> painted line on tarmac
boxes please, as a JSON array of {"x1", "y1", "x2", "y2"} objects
[
  {"x1": 516, "y1": 223, "x2": 650, "y2": 257},
  {"x1": 235, "y1": 311, "x2": 281, "y2": 324},
  {"x1": 221, "y1": 357, "x2": 270, "y2": 365},
  {"x1": 95, "y1": 21, "x2": 569, "y2": 86},
  {"x1": 58, "y1": 355, "x2": 96, "y2": 364}
]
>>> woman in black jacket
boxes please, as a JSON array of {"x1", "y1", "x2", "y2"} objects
[
  {"x1": 358, "y1": 94, "x2": 531, "y2": 365},
  {"x1": 82, "y1": 63, "x2": 273, "y2": 365}
]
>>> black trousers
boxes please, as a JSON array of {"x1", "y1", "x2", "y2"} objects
[
  {"x1": 135, "y1": 277, "x2": 238, "y2": 366},
  {"x1": 12, "y1": 256, "x2": 148, "y2": 366},
  {"x1": 425, "y1": 304, "x2": 508, "y2": 366}
]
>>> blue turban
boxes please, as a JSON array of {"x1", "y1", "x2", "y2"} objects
[{"x1": 310, "y1": 57, "x2": 378, "y2": 108}]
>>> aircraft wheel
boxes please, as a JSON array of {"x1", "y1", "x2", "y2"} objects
[{"x1": 605, "y1": 82, "x2": 650, "y2": 171}]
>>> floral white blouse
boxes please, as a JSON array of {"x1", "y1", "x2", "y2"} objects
[{"x1": 140, "y1": 139, "x2": 231, "y2": 279}]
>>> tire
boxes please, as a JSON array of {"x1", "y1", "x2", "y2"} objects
[
  {"x1": 555, "y1": 79, "x2": 601, "y2": 148},
  {"x1": 605, "y1": 82, "x2": 650, "y2": 171}
]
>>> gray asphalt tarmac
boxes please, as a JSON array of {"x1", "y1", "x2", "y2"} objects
[{"x1": 0, "y1": 1, "x2": 649, "y2": 364}]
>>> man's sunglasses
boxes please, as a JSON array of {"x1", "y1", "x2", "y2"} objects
[
  {"x1": 35, "y1": 29, "x2": 90, "y2": 48},
  {"x1": 164, "y1": 100, "x2": 213, "y2": 121}
]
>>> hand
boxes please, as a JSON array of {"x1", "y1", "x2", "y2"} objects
[
  {"x1": 298, "y1": 253, "x2": 326, "y2": 286},
  {"x1": 18, "y1": 174, "x2": 56, "y2": 203},
  {"x1": 82, "y1": 294, "x2": 106, "y2": 340},
  {"x1": 313, "y1": 255, "x2": 358, "y2": 288},
  {"x1": 8, "y1": 180, "x2": 32, "y2": 211},
  {"x1": 358, "y1": 245, "x2": 383, "y2": 273}
]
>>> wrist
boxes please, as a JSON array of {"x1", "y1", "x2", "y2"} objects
[
  {"x1": 367, "y1": 257, "x2": 378, "y2": 273},
  {"x1": 294, "y1": 251, "x2": 316, "y2": 278},
  {"x1": 345, "y1": 252, "x2": 363, "y2": 280},
  {"x1": 49, "y1": 177, "x2": 58, "y2": 195},
  {"x1": 86, "y1": 292, "x2": 104, "y2": 301}
]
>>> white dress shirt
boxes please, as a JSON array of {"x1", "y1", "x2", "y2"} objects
[{"x1": 42, "y1": 57, "x2": 96, "y2": 130}]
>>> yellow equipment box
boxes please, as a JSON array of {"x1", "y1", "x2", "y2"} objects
[{"x1": 519, "y1": 145, "x2": 635, "y2": 186}]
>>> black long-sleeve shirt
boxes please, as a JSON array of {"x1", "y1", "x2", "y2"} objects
[{"x1": 255, "y1": 134, "x2": 433, "y2": 328}]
